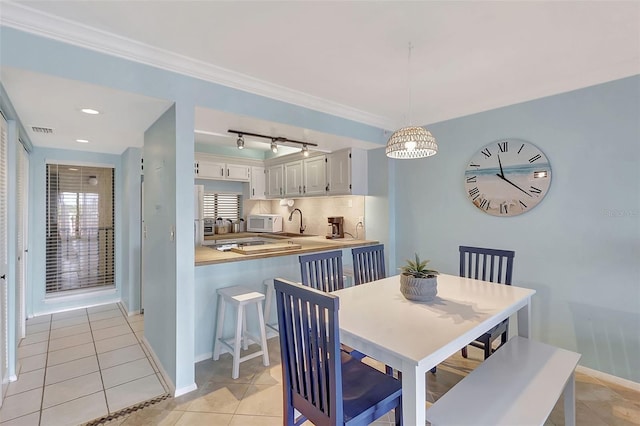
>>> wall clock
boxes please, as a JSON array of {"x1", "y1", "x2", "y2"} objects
[{"x1": 464, "y1": 139, "x2": 552, "y2": 216}]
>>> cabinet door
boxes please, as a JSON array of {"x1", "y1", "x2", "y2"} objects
[
  {"x1": 250, "y1": 166, "x2": 266, "y2": 200},
  {"x1": 285, "y1": 161, "x2": 304, "y2": 197},
  {"x1": 304, "y1": 156, "x2": 326, "y2": 195},
  {"x1": 226, "y1": 163, "x2": 250, "y2": 181},
  {"x1": 197, "y1": 159, "x2": 225, "y2": 179},
  {"x1": 267, "y1": 165, "x2": 284, "y2": 198},
  {"x1": 327, "y1": 150, "x2": 351, "y2": 194}
]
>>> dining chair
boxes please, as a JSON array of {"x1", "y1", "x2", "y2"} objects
[
  {"x1": 351, "y1": 244, "x2": 386, "y2": 285},
  {"x1": 274, "y1": 278, "x2": 403, "y2": 426},
  {"x1": 299, "y1": 250, "x2": 345, "y2": 292},
  {"x1": 459, "y1": 245, "x2": 515, "y2": 359}
]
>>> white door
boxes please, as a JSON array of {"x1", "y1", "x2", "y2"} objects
[
  {"x1": 16, "y1": 142, "x2": 28, "y2": 339},
  {"x1": 0, "y1": 114, "x2": 9, "y2": 405}
]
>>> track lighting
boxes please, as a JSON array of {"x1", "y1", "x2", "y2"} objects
[{"x1": 228, "y1": 129, "x2": 317, "y2": 155}]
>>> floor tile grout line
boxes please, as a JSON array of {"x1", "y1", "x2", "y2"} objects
[
  {"x1": 87, "y1": 306, "x2": 112, "y2": 417},
  {"x1": 37, "y1": 313, "x2": 53, "y2": 426}
]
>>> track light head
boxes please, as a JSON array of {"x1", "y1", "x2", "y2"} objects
[
  {"x1": 302, "y1": 144, "x2": 309, "y2": 157},
  {"x1": 271, "y1": 139, "x2": 278, "y2": 153},
  {"x1": 236, "y1": 135, "x2": 245, "y2": 149}
]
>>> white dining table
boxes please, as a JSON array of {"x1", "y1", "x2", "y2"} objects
[{"x1": 332, "y1": 274, "x2": 536, "y2": 425}]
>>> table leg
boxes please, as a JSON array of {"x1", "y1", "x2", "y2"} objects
[
  {"x1": 517, "y1": 297, "x2": 532, "y2": 338},
  {"x1": 401, "y1": 361, "x2": 426, "y2": 425},
  {"x1": 564, "y1": 371, "x2": 576, "y2": 426}
]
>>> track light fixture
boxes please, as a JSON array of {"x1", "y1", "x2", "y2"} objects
[{"x1": 228, "y1": 129, "x2": 317, "y2": 156}]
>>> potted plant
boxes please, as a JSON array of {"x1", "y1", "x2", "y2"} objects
[{"x1": 399, "y1": 254, "x2": 439, "y2": 302}]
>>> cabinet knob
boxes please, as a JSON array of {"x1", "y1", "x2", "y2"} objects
[{"x1": 299, "y1": 185, "x2": 301, "y2": 194}]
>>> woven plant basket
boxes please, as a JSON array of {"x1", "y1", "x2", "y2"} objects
[{"x1": 400, "y1": 274, "x2": 438, "y2": 302}]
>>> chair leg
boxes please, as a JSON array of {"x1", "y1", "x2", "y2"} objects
[
  {"x1": 242, "y1": 308, "x2": 248, "y2": 350},
  {"x1": 212, "y1": 296, "x2": 225, "y2": 360},
  {"x1": 394, "y1": 397, "x2": 403, "y2": 425},
  {"x1": 430, "y1": 366, "x2": 437, "y2": 374},
  {"x1": 385, "y1": 365, "x2": 393, "y2": 376},
  {"x1": 256, "y1": 301, "x2": 270, "y2": 367},
  {"x1": 461, "y1": 346, "x2": 468, "y2": 358},
  {"x1": 483, "y1": 338, "x2": 492, "y2": 360},
  {"x1": 232, "y1": 304, "x2": 244, "y2": 379}
]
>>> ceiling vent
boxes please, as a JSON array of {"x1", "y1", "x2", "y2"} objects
[{"x1": 31, "y1": 126, "x2": 54, "y2": 134}]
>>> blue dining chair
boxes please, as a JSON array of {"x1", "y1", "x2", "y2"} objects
[
  {"x1": 351, "y1": 244, "x2": 386, "y2": 286},
  {"x1": 459, "y1": 245, "x2": 515, "y2": 359},
  {"x1": 299, "y1": 250, "x2": 344, "y2": 292},
  {"x1": 274, "y1": 278, "x2": 403, "y2": 426}
]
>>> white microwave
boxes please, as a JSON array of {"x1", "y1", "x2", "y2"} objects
[{"x1": 247, "y1": 214, "x2": 283, "y2": 233}]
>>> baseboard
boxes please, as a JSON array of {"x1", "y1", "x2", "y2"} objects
[
  {"x1": 195, "y1": 352, "x2": 213, "y2": 363},
  {"x1": 175, "y1": 383, "x2": 198, "y2": 397},
  {"x1": 117, "y1": 301, "x2": 140, "y2": 317},
  {"x1": 576, "y1": 365, "x2": 640, "y2": 391},
  {"x1": 140, "y1": 336, "x2": 175, "y2": 395}
]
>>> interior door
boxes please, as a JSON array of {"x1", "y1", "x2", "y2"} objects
[
  {"x1": 16, "y1": 142, "x2": 28, "y2": 339},
  {"x1": 0, "y1": 114, "x2": 9, "y2": 405}
]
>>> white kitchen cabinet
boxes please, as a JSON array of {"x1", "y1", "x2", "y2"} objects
[
  {"x1": 285, "y1": 160, "x2": 304, "y2": 197},
  {"x1": 267, "y1": 164, "x2": 284, "y2": 198},
  {"x1": 304, "y1": 155, "x2": 326, "y2": 196},
  {"x1": 194, "y1": 154, "x2": 250, "y2": 182},
  {"x1": 327, "y1": 148, "x2": 368, "y2": 195},
  {"x1": 250, "y1": 166, "x2": 266, "y2": 199}
]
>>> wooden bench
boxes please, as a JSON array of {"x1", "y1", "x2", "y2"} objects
[{"x1": 427, "y1": 336, "x2": 581, "y2": 426}]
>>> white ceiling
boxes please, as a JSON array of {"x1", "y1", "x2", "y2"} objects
[{"x1": 1, "y1": 1, "x2": 639, "y2": 155}]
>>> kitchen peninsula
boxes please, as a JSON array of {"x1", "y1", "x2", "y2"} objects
[{"x1": 193, "y1": 233, "x2": 378, "y2": 362}]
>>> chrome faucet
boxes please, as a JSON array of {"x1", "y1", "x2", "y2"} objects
[{"x1": 288, "y1": 208, "x2": 306, "y2": 234}]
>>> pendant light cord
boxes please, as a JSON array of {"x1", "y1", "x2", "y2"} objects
[{"x1": 407, "y1": 42, "x2": 414, "y2": 126}]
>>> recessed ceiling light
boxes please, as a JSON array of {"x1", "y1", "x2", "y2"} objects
[
  {"x1": 81, "y1": 108, "x2": 100, "y2": 115},
  {"x1": 76, "y1": 139, "x2": 89, "y2": 143}
]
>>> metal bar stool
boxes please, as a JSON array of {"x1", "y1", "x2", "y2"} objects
[{"x1": 213, "y1": 285, "x2": 270, "y2": 379}]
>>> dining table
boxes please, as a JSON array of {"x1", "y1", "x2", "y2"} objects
[{"x1": 332, "y1": 273, "x2": 536, "y2": 425}]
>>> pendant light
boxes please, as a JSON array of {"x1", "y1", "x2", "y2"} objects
[{"x1": 386, "y1": 43, "x2": 438, "y2": 159}]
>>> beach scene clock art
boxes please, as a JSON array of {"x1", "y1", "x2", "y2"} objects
[{"x1": 464, "y1": 139, "x2": 552, "y2": 217}]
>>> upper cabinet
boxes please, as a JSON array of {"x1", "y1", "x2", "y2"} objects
[
  {"x1": 327, "y1": 148, "x2": 367, "y2": 195},
  {"x1": 250, "y1": 166, "x2": 266, "y2": 200},
  {"x1": 284, "y1": 160, "x2": 304, "y2": 197},
  {"x1": 267, "y1": 164, "x2": 284, "y2": 198},
  {"x1": 304, "y1": 155, "x2": 327, "y2": 196},
  {"x1": 194, "y1": 153, "x2": 250, "y2": 182}
]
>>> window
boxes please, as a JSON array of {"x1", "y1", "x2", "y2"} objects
[
  {"x1": 203, "y1": 192, "x2": 242, "y2": 219},
  {"x1": 45, "y1": 164, "x2": 115, "y2": 295}
]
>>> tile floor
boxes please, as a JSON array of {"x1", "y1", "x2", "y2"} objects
[
  {"x1": 4, "y1": 303, "x2": 639, "y2": 425},
  {"x1": 0, "y1": 304, "x2": 169, "y2": 426}
]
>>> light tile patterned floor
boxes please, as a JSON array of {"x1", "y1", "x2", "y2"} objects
[
  {"x1": 0, "y1": 304, "x2": 169, "y2": 426},
  {"x1": 4, "y1": 303, "x2": 639, "y2": 425}
]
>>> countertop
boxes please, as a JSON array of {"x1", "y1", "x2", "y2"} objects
[{"x1": 196, "y1": 232, "x2": 377, "y2": 266}]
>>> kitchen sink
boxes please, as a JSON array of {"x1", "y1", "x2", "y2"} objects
[
  {"x1": 267, "y1": 232, "x2": 317, "y2": 238},
  {"x1": 203, "y1": 237, "x2": 276, "y2": 251}
]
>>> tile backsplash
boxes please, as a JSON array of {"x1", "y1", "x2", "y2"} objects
[{"x1": 245, "y1": 196, "x2": 365, "y2": 239}]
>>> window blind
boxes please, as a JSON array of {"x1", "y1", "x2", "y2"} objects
[
  {"x1": 203, "y1": 193, "x2": 242, "y2": 219},
  {"x1": 45, "y1": 164, "x2": 115, "y2": 294}
]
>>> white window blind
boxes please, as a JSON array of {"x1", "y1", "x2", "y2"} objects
[
  {"x1": 45, "y1": 164, "x2": 115, "y2": 294},
  {"x1": 203, "y1": 193, "x2": 242, "y2": 219}
]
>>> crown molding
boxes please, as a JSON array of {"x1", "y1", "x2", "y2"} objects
[{"x1": 1, "y1": 2, "x2": 396, "y2": 131}]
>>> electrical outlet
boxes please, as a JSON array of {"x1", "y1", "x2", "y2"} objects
[{"x1": 357, "y1": 216, "x2": 364, "y2": 226}]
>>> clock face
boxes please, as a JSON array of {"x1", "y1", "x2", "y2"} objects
[{"x1": 464, "y1": 139, "x2": 552, "y2": 217}]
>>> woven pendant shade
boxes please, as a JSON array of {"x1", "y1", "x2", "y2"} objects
[{"x1": 386, "y1": 126, "x2": 438, "y2": 159}]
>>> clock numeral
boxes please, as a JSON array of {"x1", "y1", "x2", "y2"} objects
[
  {"x1": 468, "y1": 187, "x2": 480, "y2": 200},
  {"x1": 529, "y1": 186, "x2": 542, "y2": 195},
  {"x1": 498, "y1": 141, "x2": 508, "y2": 153},
  {"x1": 469, "y1": 163, "x2": 480, "y2": 168},
  {"x1": 479, "y1": 198, "x2": 490, "y2": 210},
  {"x1": 529, "y1": 154, "x2": 542, "y2": 163},
  {"x1": 518, "y1": 143, "x2": 525, "y2": 154},
  {"x1": 519, "y1": 200, "x2": 528, "y2": 209},
  {"x1": 466, "y1": 176, "x2": 477, "y2": 183},
  {"x1": 481, "y1": 148, "x2": 492, "y2": 158},
  {"x1": 500, "y1": 203, "x2": 508, "y2": 214}
]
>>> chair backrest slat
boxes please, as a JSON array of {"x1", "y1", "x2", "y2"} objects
[
  {"x1": 352, "y1": 244, "x2": 386, "y2": 285},
  {"x1": 459, "y1": 245, "x2": 515, "y2": 285},
  {"x1": 299, "y1": 250, "x2": 344, "y2": 292},
  {"x1": 275, "y1": 278, "x2": 343, "y2": 424}
]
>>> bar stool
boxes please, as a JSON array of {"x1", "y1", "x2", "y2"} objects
[
  {"x1": 213, "y1": 285, "x2": 270, "y2": 379},
  {"x1": 262, "y1": 279, "x2": 279, "y2": 336}
]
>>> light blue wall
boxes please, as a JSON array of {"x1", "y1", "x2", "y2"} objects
[
  {"x1": 120, "y1": 147, "x2": 142, "y2": 314},
  {"x1": 27, "y1": 148, "x2": 123, "y2": 315},
  {"x1": 392, "y1": 76, "x2": 640, "y2": 382}
]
